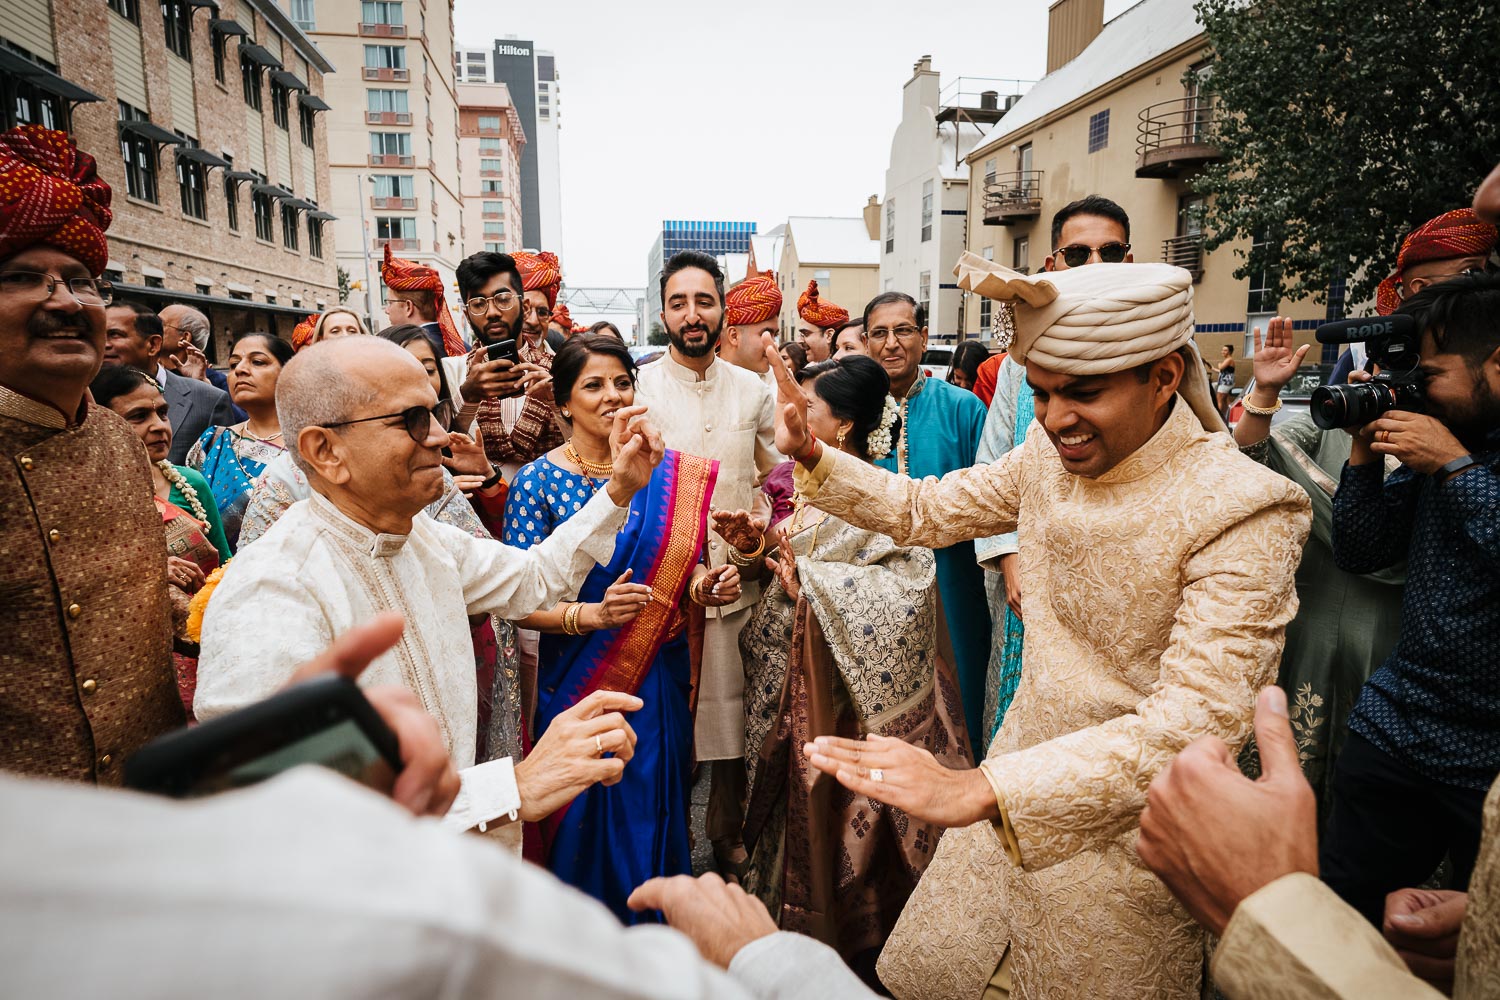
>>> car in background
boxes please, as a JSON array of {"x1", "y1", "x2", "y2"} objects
[
  {"x1": 921, "y1": 344, "x2": 954, "y2": 383},
  {"x1": 629, "y1": 345, "x2": 664, "y2": 367},
  {"x1": 1227, "y1": 364, "x2": 1334, "y2": 427}
]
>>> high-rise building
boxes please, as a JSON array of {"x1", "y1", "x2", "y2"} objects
[
  {"x1": 456, "y1": 82, "x2": 525, "y2": 258},
  {"x1": 0, "y1": 0, "x2": 338, "y2": 355},
  {"x1": 454, "y1": 38, "x2": 561, "y2": 253},
  {"x1": 644, "y1": 220, "x2": 757, "y2": 333},
  {"x1": 310, "y1": 0, "x2": 465, "y2": 330}
]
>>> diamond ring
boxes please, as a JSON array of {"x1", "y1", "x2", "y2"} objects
[{"x1": 870, "y1": 768, "x2": 885, "y2": 783}]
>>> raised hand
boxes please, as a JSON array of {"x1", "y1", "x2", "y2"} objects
[
  {"x1": 514, "y1": 689, "x2": 643, "y2": 821},
  {"x1": 442, "y1": 430, "x2": 494, "y2": 478},
  {"x1": 711, "y1": 508, "x2": 766, "y2": 555},
  {"x1": 802, "y1": 733, "x2": 997, "y2": 829},
  {"x1": 765, "y1": 343, "x2": 812, "y2": 461},
  {"x1": 514, "y1": 362, "x2": 555, "y2": 402},
  {"x1": 605, "y1": 404, "x2": 665, "y2": 504},
  {"x1": 179, "y1": 343, "x2": 210, "y2": 382},
  {"x1": 1250, "y1": 316, "x2": 1310, "y2": 394},
  {"x1": 586, "y1": 568, "x2": 655, "y2": 630}
]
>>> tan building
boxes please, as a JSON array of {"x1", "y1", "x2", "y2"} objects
[
  {"x1": 1, "y1": 0, "x2": 338, "y2": 355},
  {"x1": 776, "y1": 215, "x2": 881, "y2": 340},
  {"x1": 455, "y1": 82, "x2": 525, "y2": 258},
  {"x1": 307, "y1": 0, "x2": 464, "y2": 329},
  {"x1": 963, "y1": 0, "x2": 1328, "y2": 381}
]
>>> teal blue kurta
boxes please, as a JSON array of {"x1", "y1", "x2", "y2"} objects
[{"x1": 877, "y1": 371, "x2": 992, "y2": 747}]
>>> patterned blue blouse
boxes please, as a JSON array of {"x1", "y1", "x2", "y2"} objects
[{"x1": 502, "y1": 454, "x2": 606, "y2": 549}]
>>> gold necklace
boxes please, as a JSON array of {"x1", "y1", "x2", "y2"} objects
[{"x1": 564, "y1": 441, "x2": 613, "y2": 478}]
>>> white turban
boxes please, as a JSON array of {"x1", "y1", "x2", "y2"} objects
[{"x1": 954, "y1": 253, "x2": 1225, "y2": 432}]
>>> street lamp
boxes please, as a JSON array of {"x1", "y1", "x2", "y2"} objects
[{"x1": 356, "y1": 173, "x2": 378, "y2": 330}]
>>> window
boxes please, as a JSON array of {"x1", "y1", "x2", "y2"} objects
[
  {"x1": 484, "y1": 241, "x2": 504, "y2": 253},
  {"x1": 361, "y1": 0, "x2": 402, "y2": 24},
  {"x1": 918, "y1": 271, "x2": 931, "y2": 320},
  {"x1": 482, "y1": 199, "x2": 502, "y2": 215},
  {"x1": 223, "y1": 152, "x2": 239, "y2": 230},
  {"x1": 1013, "y1": 235, "x2": 1029, "y2": 273},
  {"x1": 979, "y1": 247, "x2": 994, "y2": 331},
  {"x1": 478, "y1": 137, "x2": 502, "y2": 153},
  {"x1": 307, "y1": 216, "x2": 324, "y2": 258},
  {"x1": 4, "y1": 52, "x2": 66, "y2": 130},
  {"x1": 921, "y1": 179, "x2": 934, "y2": 242},
  {"x1": 376, "y1": 216, "x2": 417, "y2": 241},
  {"x1": 1018, "y1": 142, "x2": 1033, "y2": 175},
  {"x1": 290, "y1": 0, "x2": 315, "y2": 30},
  {"x1": 228, "y1": 289, "x2": 251, "y2": 301},
  {"x1": 176, "y1": 138, "x2": 206, "y2": 220},
  {"x1": 271, "y1": 82, "x2": 290, "y2": 130},
  {"x1": 144, "y1": 274, "x2": 164, "y2": 289},
  {"x1": 280, "y1": 203, "x2": 299, "y2": 249},
  {"x1": 884, "y1": 199, "x2": 895, "y2": 254},
  {"x1": 483, "y1": 221, "x2": 503, "y2": 239},
  {"x1": 212, "y1": 29, "x2": 227, "y2": 83},
  {"x1": 984, "y1": 158, "x2": 996, "y2": 185},
  {"x1": 108, "y1": 0, "x2": 140, "y2": 23},
  {"x1": 241, "y1": 54, "x2": 263, "y2": 110},
  {"x1": 298, "y1": 103, "x2": 316, "y2": 145},
  {"x1": 480, "y1": 179, "x2": 502, "y2": 194},
  {"x1": 1087, "y1": 109, "x2": 1110, "y2": 153},
  {"x1": 477, "y1": 114, "x2": 500, "y2": 131},
  {"x1": 1246, "y1": 230, "x2": 1278, "y2": 315},
  {"x1": 370, "y1": 132, "x2": 411, "y2": 156},
  {"x1": 480, "y1": 158, "x2": 501, "y2": 173},
  {"x1": 118, "y1": 102, "x2": 158, "y2": 203},
  {"x1": 373, "y1": 174, "x2": 413, "y2": 199},
  {"x1": 364, "y1": 45, "x2": 406, "y2": 69},
  {"x1": 252, "y1": 176, "x2": 275, "y2": 241},
  {"x1": 161, "y1": 0, "x2": 191, "y2": 58},
  {"x1": 367, "y1": 89, "x2": 409, "y2": 113}
]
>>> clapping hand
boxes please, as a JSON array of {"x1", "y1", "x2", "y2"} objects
[
  {"x1": 693, "y1": 564, "x2": 741, "y2": 608},
  {"x1": 442, "y1": 430, "x2": 493, "y2": 478},
  {"x1": 711, "y1": 508, "x2": 766, "y2": 556},
  {"x1": 514, "y1": 689, "x2": 642, "y2": 822},
  {"x1": 586, "y1": 568, "x2": 654, "y2": 630},
  {"x1": 764, "y1": 526, "x2": 801, "y2": 602},
  {"x1": 604, "y1": 404, "x2": 665, "y2": 504},
  {"x1": 1250, "y1": 316, "x2": 1310, "y2": 394},
  {"x1": 765, "y1": 343, "x2": 812, "y2": 461},
  {"x1": 515, "y1": 362, "x2": 555, "y2": 402}
]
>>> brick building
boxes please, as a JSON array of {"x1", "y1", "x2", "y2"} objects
[
  {"x1": 455, "y1": 81, "x2": 525, "y2": 258},
  {"x1": 1, "y1": 0, "x2": 339, "y2": 357}
]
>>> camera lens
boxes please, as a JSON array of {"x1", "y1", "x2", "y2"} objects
[{"x1": 1310, "y1": 382, "x2": 1393, "y2": 430}]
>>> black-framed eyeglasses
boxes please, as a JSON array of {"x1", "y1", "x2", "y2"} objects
[
  {"x1": 320, "y1": 401, "x2": 453, "y2": 442},
  {"x1": 0, "y1": 269, "x2": 113, "y2": 306},
  {"x1": 1052, "y1": 242, "x2": 1131, "y2": 267},
  {"x1": 464, "y1": 289, "x2": 519, "y2": 315}
]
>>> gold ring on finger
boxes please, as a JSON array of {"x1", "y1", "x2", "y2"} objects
[{"x1": 595, "y1": 735, "x2": 604, "y2": 755}]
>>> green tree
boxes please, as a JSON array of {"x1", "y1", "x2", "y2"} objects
[
  {"x1": 337, "y1": 266, "x2": 351, "y2": 305},
  {"x1": 1193, "y1": 0, "x2": 1500, "y2": 308},
  {"x1": 647, "y1": 322, "x2": 669, "y2": 346}
]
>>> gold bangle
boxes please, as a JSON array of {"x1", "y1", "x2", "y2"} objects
[
  {"x1": 563, "y1": 602, "x2": 584, "y2": 635},
  {"x1": 688, "y1": 576, "x2": 707, "y2": 607},
  {"x1": 727, "y1": 534, "x2": 765, "y2": 566},
  {"x1": 1239, "y1": 394, "x2": 1283, "y2": 417}
]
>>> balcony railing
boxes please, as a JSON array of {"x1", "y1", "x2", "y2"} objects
[
  {"x1": 1161, "y1": 233, "x2": 1205, "y2": 281},
  {"x1": 481, "y1": 211, "x2": 502, "y2": 220},
  {"x1": 982, "y1": 170, "x2": 1044, "y2": 226},
  {"x1": 367, "y1": 153, "x2": 415, "y2": 167},
  {"x1": 365, "y1": 111, "x2": 412, "y2": 126},
  {"x1": 375, "y1": 237, "x2": 419, "y2": 251},
  {"x1": 362, "y1": 66, "x2": 410, "y2": 82},
  {"x1": 480, "y1": 168, "x2": 502, "y2": 178},
  {"x1": 1137, "y1": 97, "x2": 1222, "y2": 179},
  {"x1": 372, "y1": 195, "x2": 416, "y2": 210},
  {"x1": 477, "y1": 126, "x2": 502, "y2": 137},
  {"x1": 358, "y1": 22, "x2": 407, "y2": 36}
]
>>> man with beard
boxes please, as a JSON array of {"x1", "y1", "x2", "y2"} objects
[
  {"x1": 721, "y1": 266, "x2": 781, "y2": 382},
  {"x1": 636, "y1": 251, "x2": 778, "y2": 877},
  {"x1": 795, "y1": 280, "x2": 846, "y2": 363},
  {"x1": 1320, "y1": 271, "x2": 1500, "y2": 927},
  {"x1": 0, "y1": 125, "x2": 185, "y2": 783},
  {"x1": 445, "y1": 251, "x2": 558, "y2": 478}
]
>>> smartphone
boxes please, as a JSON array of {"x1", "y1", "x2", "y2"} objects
[
  {"x1": 124, "y1": 675, "x2": 402, "y2": 799},
  {"x1": 484, "y1": 339, "x2": 519, "y2": 365}
]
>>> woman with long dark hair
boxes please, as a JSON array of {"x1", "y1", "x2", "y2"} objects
[{"x1": 947, "y1": 340, "x2": 989, "y2": 393}]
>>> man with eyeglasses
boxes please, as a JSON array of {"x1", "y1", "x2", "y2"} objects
[
  {"x1": 195, "y1": 336, "x2": 666, "y2": 812},
  {"x1": 863, "y1": 290, "x2": 990, "y2": 750},
  {"x1": 0, "y1": 125, "x2": 187, "y2": 784}
]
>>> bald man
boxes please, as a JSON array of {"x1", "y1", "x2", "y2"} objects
[{"x1": 195, "y1": 337, "x2": 666, "y2": 806}]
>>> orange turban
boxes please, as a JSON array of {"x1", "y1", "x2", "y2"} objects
[
  {"x1": 514, "y1": 250, "x2": 562, "y2": 309},
  {"x1": 0, "y1": 125, "x2": 113, "y2": 276},
  {"x1": 382, "y1": 243, "x2": 464, "y2": 356},
  {"x1": 1376, "y1": 208, "x2": 1497, "y2": 315},
  {"x1": 291, "y1": 313, "x2": 319, "y2": 352},
  {"x1": 726, "y1": 270, "x2": 782, "y2": 326},
  {"x1": 797, "y1": 279, "x2": 848, "y2": 329},
  {"x1": 550, "y1": 301, "x2": 572, "y2": 330}
]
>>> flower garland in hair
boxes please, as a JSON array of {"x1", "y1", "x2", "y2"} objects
[
  {"x1": 867, "y1": 395, "x2": 900, "y2": 460},
  {"x1": 157, "y1": 460, "x2": 209, "y2": 522}
]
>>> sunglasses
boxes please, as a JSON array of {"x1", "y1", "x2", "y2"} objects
[
  {"x1": 320, "y1": 401, "x2": 453, "y2": 442},
  {"x1": 1052, "y1": 242, "x2": 1131, "y2": 268}
]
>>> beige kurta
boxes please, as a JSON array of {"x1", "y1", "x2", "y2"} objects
[
  {"x1": 793, "y1": 400, "x2": 1312, "y2": 999},
  {"x1": 1213, "y1": 775, "x2": 1500, "y2": 999},
  {"x1": 636, "y1": 353, "x2": 780, "y2": 760}
]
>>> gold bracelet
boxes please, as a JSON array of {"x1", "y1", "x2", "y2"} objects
[
  {"x1": 688, "y1": 576, "x2": 708, "y2": 607},
  {"x1": 1239, "y1": 393, "x2": 1283, "y2": 417},
  {"x1": 727, "y1": 534, "x2": 766, "y2": 567},
  {"x1": 562, "y1": 602, "x2": 584, "y2": 635}
]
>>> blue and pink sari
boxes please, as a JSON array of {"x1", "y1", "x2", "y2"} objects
[{"x1": 503, "y1": 448, "x2": 718, "y2": 923}]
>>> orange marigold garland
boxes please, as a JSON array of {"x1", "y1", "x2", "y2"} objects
[{"x1": 185, "y1": 562, "x2": 229, "y2": 644}]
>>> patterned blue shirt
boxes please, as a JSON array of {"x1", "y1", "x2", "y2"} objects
[
  {"x1": 501, "y1": 455, "x2": 601, "y2": 550},
  {"x1": 1333, "y1": 430, "x2": 1500, "y2": 791}
]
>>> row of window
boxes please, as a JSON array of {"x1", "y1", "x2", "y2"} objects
[{"x1": 882, "y1": 179, "x2": 937, "y2": 253}]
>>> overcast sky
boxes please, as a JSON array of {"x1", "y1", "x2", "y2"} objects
[{"x1": 454, "y1": 0, "x2": 1136, "y2": 320}]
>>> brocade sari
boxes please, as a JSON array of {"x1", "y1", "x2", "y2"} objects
[{"x1": 187, "y1": 425, "x2": 284, "y2": 552}]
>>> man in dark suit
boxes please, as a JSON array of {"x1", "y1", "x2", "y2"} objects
[
  {"x1": 104, "y1": 301, "x2": 232, "y2": 463},
  {"x1": 160, "y1": 304, "x2": 246, "y2": 422}
]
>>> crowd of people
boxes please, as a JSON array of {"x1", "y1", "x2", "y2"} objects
[{"x1": 2, "y1": 118, "x2": 1499, "y2": 1000}]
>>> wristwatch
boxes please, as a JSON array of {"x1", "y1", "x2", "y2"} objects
[
  {"x1": 1438, "y1": 454, "x2": 1478, "y2": 480},
  {"x1": 477, "y1": 469, "x2": 505, "y2": 493}
]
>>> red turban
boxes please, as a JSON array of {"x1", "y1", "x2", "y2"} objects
[
  {"x1": 291, "y1": 313, "x2": 319, "y2": 353},
  {"x1": 0, "y1": 125, "x2": 112, "y2": 276},
  {"x1": 797, "y1": 280, "x2": 848, "y2": 329},
  {"x1": 550, "y1": 301, "x2": 571, "y2": 330},
  {"x1": 1376, "y1": 208, "x2": 1497, "y2": 315},
  {"x1": 726, "y1": 270, "x2": 782, "y2": 326},
  {"x1": 382, "y1": 243, "x2": 464, "y2": 357},
  {"x1": 514, "y1": 250, "x2": 562, "y2": 309}
]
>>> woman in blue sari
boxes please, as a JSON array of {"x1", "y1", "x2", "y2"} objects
[
  {"x1": 503, "y1": 334, "x2": 741, "y2": 923},
  {"x1": 186, "y1": 331, "x2": 294, "y2": 551}
]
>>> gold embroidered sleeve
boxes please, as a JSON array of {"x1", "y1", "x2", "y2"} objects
[
  {"x1": 791, "y1": 438, "x2": 1026, "y2": 550},
  {"x1": 989, "y1": 498, "x2": 1311, "y2": 869},
  {"x1": 1213, "y1": 874, "x2": 1442, "y2": 999}
]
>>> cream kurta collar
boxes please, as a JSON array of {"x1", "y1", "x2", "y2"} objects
[
  {"x1": 660, "y1": 350, "x2": 720, "y2": 384},
  {"x1": 307, "y1": 490, "x2": 412, "y2": 558},
  {"x1": 1093, "y1": 397, "x2": 1199, "y2": 486}
]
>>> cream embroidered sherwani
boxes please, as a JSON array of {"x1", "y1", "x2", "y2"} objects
[
  {"x1": 793, "y1": 400, "x2": 1312, "y2": 999},
  {"x1": 196, "y1": 489, "x2": 627, "y2": 768},
  {"x1": 636, "y1": 353, "x2": 779, "y2": 761},
  {"x1": 1213, "y1": 772, "x2": 1499, "y2": 998}
]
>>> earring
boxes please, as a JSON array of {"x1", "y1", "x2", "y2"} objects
[
  {"x1": 561, "y1": 409, "x2": 571, "y2": 419},
  {"x1": 836, "y1": 427, "x2": 847, "y2": 450}
]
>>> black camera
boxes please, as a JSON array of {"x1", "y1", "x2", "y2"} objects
[{"x1": 1309, "y1": 314, "x2": 1424, "y2": 430}]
